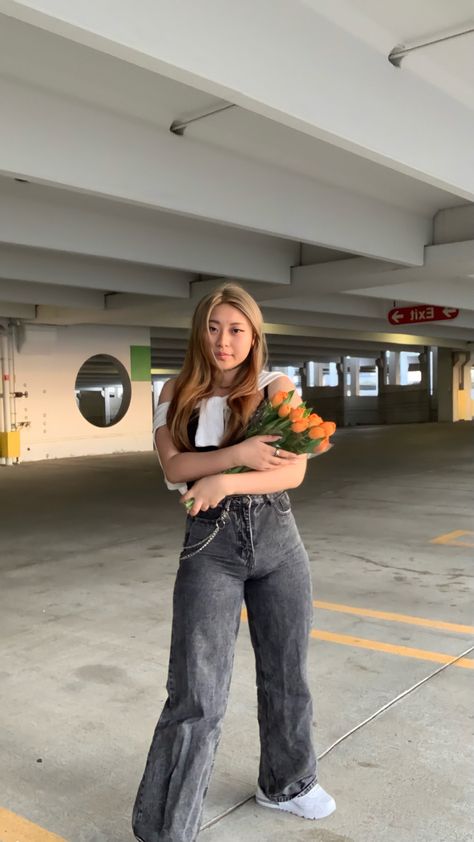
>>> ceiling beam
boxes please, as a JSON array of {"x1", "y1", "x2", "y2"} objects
[
  {"x1": 0, "y1": 277, "x2": 105, "y2": 308},
  {"x1": 0, "y1": 243, "x2": 193, "y2": 297},
  {"x1": 350, "y1": 278, "x2": 474, "y2": 312},
  {"x1": 280, "y1": 242, "x2": 474, "y2": 306},
  {"x1": 4, "y1": 0, "x2": 474, "y2": 199},
  {"x1": 0, "y1": 301, "x2": 36, "y2": 319},
  {"x1": 0, "y1": 184, "x2": 296, "y2": 286},
  {"x1": 263, "y1": 322, "x2": 470, "y2": 351},
  {"x1": 0, "y1": 75, "x2": 429, "y2": 265}
]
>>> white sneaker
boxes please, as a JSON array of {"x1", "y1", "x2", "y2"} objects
[{"x1": 255, "y1": 782, "x2": 336, "y2": 820}]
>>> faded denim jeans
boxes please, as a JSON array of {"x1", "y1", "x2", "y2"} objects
[{"x1": 132, "y1": 492, "x2": 317, "y2": 842}]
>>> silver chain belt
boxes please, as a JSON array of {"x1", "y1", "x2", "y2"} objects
[{"x1": 180, "y1": 510, "x2": 229, "y2": 559}]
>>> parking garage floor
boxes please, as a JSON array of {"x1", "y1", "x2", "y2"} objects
[{"x1": 1, "y1": 422, "x2": 473, "y2": 842}]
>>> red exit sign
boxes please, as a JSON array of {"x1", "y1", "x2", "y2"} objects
[{"x1": 388, "y1": 305, "x2": 459, "y2": 326}]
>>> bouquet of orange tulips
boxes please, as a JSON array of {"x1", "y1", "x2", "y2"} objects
[
  {"x1": 183, "y1": 390, "x2": 335, "y2": 509},
  {"x1": 233, "y1": 389, "x2": 336, "y2": 469}
]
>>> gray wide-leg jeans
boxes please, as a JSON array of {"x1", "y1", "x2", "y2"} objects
[{"x1": 132, "y1": 492, "x2": 317, "y2": 842}]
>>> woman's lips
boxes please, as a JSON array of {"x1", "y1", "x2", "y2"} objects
[{"x1": 216, "y1": 353, "x2": 231, "y2": 359}]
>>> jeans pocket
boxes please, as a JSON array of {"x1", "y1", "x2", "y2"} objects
[
  {"x1": 180, "y1": 512, "x2": 228, "y2": 559},
  {"x1": 273, "y1": 491, "x2": 292, "y2": 516}
]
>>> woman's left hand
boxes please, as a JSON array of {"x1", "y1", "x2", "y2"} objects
[{"x1": 181, "y1": 475, "x2": 231, "y2": 516}]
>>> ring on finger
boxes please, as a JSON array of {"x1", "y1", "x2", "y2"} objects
[{"x1": 274, "y1": 446, "x2": 281, "y2": 458}]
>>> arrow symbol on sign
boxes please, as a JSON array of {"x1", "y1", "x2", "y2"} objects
[
  {"x1": 391, "y1": 310, "x2": 402, "y2": 323},
  {"x1": 442, "y1": 307, "x2": 457, "y2": 318}
]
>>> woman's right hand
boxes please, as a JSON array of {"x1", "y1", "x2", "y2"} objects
[{"x1": 232, "y1": 436, "x2": 302, "y2": 471}]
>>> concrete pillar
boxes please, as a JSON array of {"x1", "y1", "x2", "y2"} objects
[
  {"x1": 453, "y1": 352, "x2": 473, "y2": 422},
  {"x1": 376, "y1": 352, "x2": 388, "y2": 391},
  {"x1": 418, "y1": 350, "x2": 429, "y2": 389},
  {"x1": 388, "y1": 351, "x2": 401, "y2": 385},
  {"x1": 436, "y1": 348, "x2": 454, "y2": 421},
  {"x1": 305, "y1": 361, "x2": 326, "y2": 388},
  {"x1": 299, "y1": 365, "x2": 307, "y2": 391},
  {"x1": 327, "y1": 362, "x2": 339, "y2": 386},
  {"x1": 300, "y1": 359, "x2": 345, "y2": 427},
  {"x1": 349, "y1": 358, "x2": 361, "y2": 396},
  {"x1": 304, "y1": 361, "x2": 314, "y2": 387}
]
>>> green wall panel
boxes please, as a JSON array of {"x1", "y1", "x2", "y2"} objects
[{"x1": 130, "y1": 345, "x2": 151, "y2": 381}]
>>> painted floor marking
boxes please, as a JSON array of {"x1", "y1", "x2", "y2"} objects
[
  {"x1": 431, "y1": 529, "x2": 474, "y2": 548},
  {"x1": 240, "y1": 608, "x2": 474, "y2": 669},
  {"x1": 313, "y1": 600, "x2": 474, "y2": 635},
  {"x1": 0, "y1": 807, "x2": 67, "y2": 841},
  {"x1": 310, "y1": 630, "x2": 474, "y2": 670}
]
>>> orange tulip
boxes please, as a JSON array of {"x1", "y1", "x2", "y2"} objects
[
  {"x1": 308, "y1": 413, "x2": 323, "y2": 427},
  {"x1": 313, "y1": 438, "x2": 331, "y2": 454},
  {"x1": 289, "y1": 406, "x2": 305, "y2": 422},
  {"x1": 320, "y1": 421, "x2": 336, "y2": 437},
  {"x1": 278, "y1": 403, "x2": 291, "y2": 418},
  {"x1": 291, "y1": 418, "x2": 309, "y2": 433},
  {"x1": 271, "y1": 390, "x2": 288, "y2": 408},
  {"x1": 308, "y1": 425, "x2": 326, "y2": 440}
]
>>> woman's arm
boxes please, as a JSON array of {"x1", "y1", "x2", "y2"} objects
[
  {"x1": 180, "y1": 374, "x2": 309, "y2": 513},
  {"x1": 155, "y1": 379, "x2": 293, "y2": 484},
  {"x1": 224, "y1": 374, "x2": 309, "y2": 493},
  {"x1": 225, "y1": 457, "x2": 307, "y2": 493},
  {"x1": 157, "y1": 423, "x2": 242, "y2": 484},
  {"x1": 180, "y1": 460, "x2": 306, "y2": 514}
]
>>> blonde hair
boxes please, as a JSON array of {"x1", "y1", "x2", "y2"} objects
[{"x1": 168, "y1": 282, "x2": 268, "y2": 451}]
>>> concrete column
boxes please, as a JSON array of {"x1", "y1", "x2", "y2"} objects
[
  {"x1": 349, "y1": 358, "x2": 361, "y2": 396},
  {"x1": 436, "y1": 348, "x2": 454, "y2": 421},
  {"x1": 299, "y1": 366, "x2": 307, "y2": 391},
  {"x1": 327, "y1": 362, "x2": 338, "y2": 387},
  {"x1": 418, "y1": 350, "x2": 429, "y2": 389},
  {"x1": 376, "y1": 352, "x2": 388, "y2": 391},
  {"x1": 453, "y1": 352, "x2": 473, "y2": 422},
  {"x1": 306, "y1": 361, "x2": 327, "y2": 388},
  {"x1": 388, "y1": 351, "x2": 401, "y2": 385},
  {"x1": 305, "y1": 360, "x2": 315, "y2": 389},
  {"x1": 313, "y1": 363, "x2": 324, "y2": 387}
]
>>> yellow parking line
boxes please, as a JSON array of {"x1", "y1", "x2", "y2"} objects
[
  {"x1": 240, "y1": 609, "x2": 473, "y2": 669},
  {"x1": 311, "y1": 630, "x2": 474, "y2": 670},
  {"x1": 0, "y1": 807, "x2": 67, "y2": 841},
  {"x1": 313, "y1": 600, "x2": 474, "y2": 635},
  {"x1": 431, "y1": 529, "x2": 474, "y2": 548}
]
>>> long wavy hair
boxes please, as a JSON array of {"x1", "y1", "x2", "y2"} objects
[{"x1": 168, "y1": 282, "x2": 268, "y2": 451}]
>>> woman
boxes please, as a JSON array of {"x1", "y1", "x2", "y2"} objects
[{"x1": 133, "y1": 283, "x2": 335, "y2": 842}]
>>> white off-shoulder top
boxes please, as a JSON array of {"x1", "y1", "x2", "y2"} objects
[{"x1": 153, "y1": 369, "x2": 287, "y2": 492}]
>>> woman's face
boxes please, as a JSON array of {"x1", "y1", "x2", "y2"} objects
[{"x1": 207, "y1": 303, "x2": 254, "y2": 372}]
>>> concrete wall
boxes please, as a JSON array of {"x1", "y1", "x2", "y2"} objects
[
  {"x1": 301, "y1": 385, "x2": 345, "y2": 428},
  {"x1": 378, "y1": 386, "x2": 431, "y2": 425},
  {"x1": 13, "y1": 324, "x2": 152, "y2": 461},
  {"x1": 344, "y1": 396, "x2": 380, "y2": 426}
]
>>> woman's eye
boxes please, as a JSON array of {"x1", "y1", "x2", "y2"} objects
[{"x1": 231, "y1": 328, "x2": 243, "y2": 334}]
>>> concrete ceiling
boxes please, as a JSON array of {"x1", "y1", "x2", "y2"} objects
[
  {"x1": 313, "y1": 0, "x2": 474, "y2": 109},
  {"x1": 0, "y1": 14, "x2": 464, "y2": 217},
  {"x1": 0, "y1": 1, "x2": 473, "y2": 361}
]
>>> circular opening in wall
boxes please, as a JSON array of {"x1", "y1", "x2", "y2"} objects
[{"x1": 75, "y1": 354, "x2": 131, "y2": 428}]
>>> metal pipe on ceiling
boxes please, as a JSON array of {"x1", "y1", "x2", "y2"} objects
[
  {"x1": 170, "y1": 102, "x2": 236, "y2": 135},
  {"x1": 389, "y1": 26, "x2": 474, "y2": 66}
]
